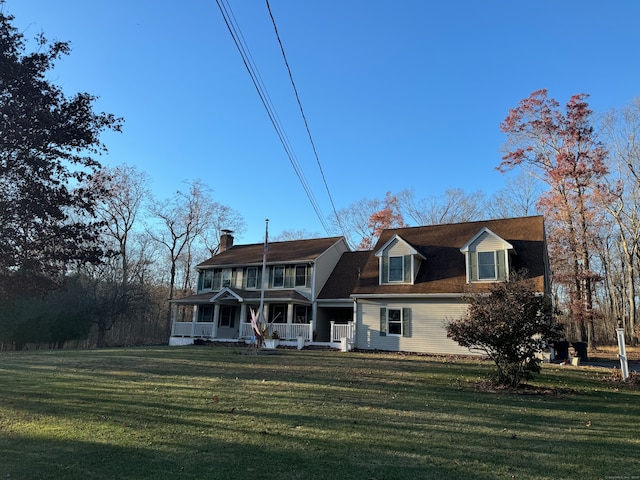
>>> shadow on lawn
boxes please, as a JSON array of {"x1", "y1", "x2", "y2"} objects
[{"x1": 2, "y1": 347, "x2": 640, "y2": 479}]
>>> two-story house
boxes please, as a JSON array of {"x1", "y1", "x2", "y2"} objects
[
  {"x1": 169, "y1": 231, "x2": 350, "y2": 346},
  {"x1": 171, "y1": 216, "x2": 550, "y2": 354}
]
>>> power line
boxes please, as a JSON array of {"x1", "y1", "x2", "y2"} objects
[
  {"x1": 264, "y1": 0, "x2": 350, "y2": 244},
  {"x1": 214, "y1": 0, "x2": 331, "y2": 235}
]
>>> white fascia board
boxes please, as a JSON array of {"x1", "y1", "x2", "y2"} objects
[
  {"x1": 210, "y1": 288, "x2": 244, "y2": 302},
  {"x1": 350, "y1": 293, "x2": 465, "y2": 299}
]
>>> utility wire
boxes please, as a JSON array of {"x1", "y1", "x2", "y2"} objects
[
  {"x1": 215, "y1": 0, "x2": 331, "y2": 235},
  {"x1": 264, "y1": 0, "x2": 350, "y2": 244}
]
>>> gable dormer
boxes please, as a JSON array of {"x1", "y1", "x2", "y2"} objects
[
  {"x1": 375, "y1": 234, "x2": 425, "y2": 285},
  {"x1": 460, "y1": 227, "x2": 513, "y2": 283}
]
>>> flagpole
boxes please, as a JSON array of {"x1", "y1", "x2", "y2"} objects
[{"x1": 258, "y1": 219, "x2": 269, "y2": 323}]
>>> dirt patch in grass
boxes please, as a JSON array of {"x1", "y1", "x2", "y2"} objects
[{"x1": 473, "y1": 379, "x2": 564, "y2": 396}]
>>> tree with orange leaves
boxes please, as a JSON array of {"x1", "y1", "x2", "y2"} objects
[
  {"x1": 499, "y1": 89, "x2": 608, "y2": 349},
  {"x1": 358, "y1": 192, "x2": 407, "y2": 250}
]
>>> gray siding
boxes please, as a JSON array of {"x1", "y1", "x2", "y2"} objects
[
  {"x1": 471, "y1": 232, "x2": 506, "y2": 251},
  {"x1": 356, "y1": 298, "x2": 477, "y2": 355},
  {"x1": 313, "y1": 239, "x2": 349, "y2": 299},
  {"x1": 385, "y1": 238, "x2": 412, "y2": 256}
]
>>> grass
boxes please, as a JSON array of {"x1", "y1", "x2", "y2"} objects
[{"x1": 0, "y1": 346, "x2": 638, "y2": 480}]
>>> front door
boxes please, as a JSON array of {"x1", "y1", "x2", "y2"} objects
[{"x1": 217, "y1": 305, "x2": 238, "y2": 339}]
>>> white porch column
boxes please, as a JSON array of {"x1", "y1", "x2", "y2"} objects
[
  {"x1": 286, "y1": 304, "x2": 294, "y2": 340},
  {"x1": 239, "y1": 303, "x2": 247, "y2": 326},
  {"x1": 171, "y1": 303, "x2": 178, "y2": 336},
  {"x1": 212, "y1": 304, "x2": 220, "y2": 338},
  {"x1": 191, "y1": 305, "x2": 197, "y2": 336}
]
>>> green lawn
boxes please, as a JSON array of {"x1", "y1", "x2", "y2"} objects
[{"x1": 0, "y1": 346, "x2": 638, "y2": 480}]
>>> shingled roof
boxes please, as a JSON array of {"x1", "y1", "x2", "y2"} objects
[
  {"x1": 197, "y1": 236, "x2": 346, "y2": 268},
  {"x1": 352, "y1": 216, "x2": 547, "y2": 296},
  {"x1": 318, "y1": 251, "x2": 371, "y2": 300}
]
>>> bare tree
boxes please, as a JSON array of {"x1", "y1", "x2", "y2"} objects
[
  {"x1": 397, "y1": 188, "x2": 486, "y2": 226},
  {"x1": 487, "y1": 173, "x2": 542, "y2": 219},
  {"x1": 148, "y1": 180, "x2": 245, "y2": 336},
  {"x1": 271, "y1": 229, "x2": 322, "y2": 242},
  {"x1": 330, "y1": 193, "x2": 405, "y2": 250},
  {"x1": 92, "y1": 164, "x2": 150, "y2": 285},
  {"x1": 600, "y1": 99, "x2": 640, "y2": 339}
]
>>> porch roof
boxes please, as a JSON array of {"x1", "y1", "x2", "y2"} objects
[{"x1": 171, "y1": 288, "x2": 312, "y2": 305}]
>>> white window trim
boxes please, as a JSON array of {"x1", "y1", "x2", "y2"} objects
[
  {"x1": 477, "y1": 251, "x2": 498, "y2": 281},
  {"x1": 245, "y1": 267, "x2": 258, "y2": 289},
  {"x1": 387, "y1": 308, "x2": 403, "y2": 337},
  {"x1": 221, "y1": 268, "x2": 232, "y2": 288}
]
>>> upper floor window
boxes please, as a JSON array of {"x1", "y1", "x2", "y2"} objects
[
  {"x1": 200, "y1": 270, "x2": 214, "y2": 290},
  {"x1": 380, "y1": 254, "x2": 413, "y2": 284},
  {"x1": 477, "y1": 251, "x2": 497, "y2": 280},
  {"x1": 273, "y1": 266, "x2": 285, "y2": 288},
  {"x1": 460, "y1": 228, "x2": 513, "y2": 284},
  {"x1": 388, "y1": 256, "x2": 404, "y2": 282},
  {"x1": 245, "y1": 267, "x2": 258, "y2": 289},
  {"x1": 468, "y1": 250, "x2": 506, "y2": 282},
  {"x1": 295, "y1": 265, "x2": 307, "y2": 287},
  {"x1": 221, "y1": 269, "x2": 232, "y2": 288}
]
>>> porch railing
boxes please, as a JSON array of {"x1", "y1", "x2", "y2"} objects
[
  {"x1": 239, "y1": 322, "x2": 312, "y2": 341},
  {"x1": 171, "y1": 322, "x2": 215, "y2": 337},
  {"x1": 330, "y1": 321, "x2": 355, "y2": 343}
]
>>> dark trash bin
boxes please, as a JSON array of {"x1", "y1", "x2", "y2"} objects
[
  {"x1": 554, "y1": 341, "x2": 570, "y2": 360},
  {"x1": 571, "y1": 342, "x2": 588, "y2": 361}
]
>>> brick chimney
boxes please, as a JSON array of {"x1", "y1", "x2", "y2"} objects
[{"x1": 219, "y1": 229, "x2": 234, "y2": 253}]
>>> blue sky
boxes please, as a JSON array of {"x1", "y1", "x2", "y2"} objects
[{"x1": 5, "y1": 0, "x2": 640, "y2": 243}]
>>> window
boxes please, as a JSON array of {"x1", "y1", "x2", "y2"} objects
[
  {"x1": 477, "y1": 251, "x2": 496, "y2": 280},
  {"x1": 200, "y1": 270, "x2": 213, "y2": 290},
  {"x1": 198, "y1": 305, "x2": 214, "y2": 322},
  {"x1": 295, "y1": 265, "x2": 307, "y2": 287},
  {"x1": 294, "y1": 305, "x2": 310, "y2": 323},
  {"x1": 270, "y1": 304, "x2": 286, "y2": 323},
  {"x1": 273, "y1": 266, "x2": 285, "y2": 288},
  {"x1": 219, "y1": 306, "x2": 235, "y2": 328},
  {"x1": 388, "y1": 256, "x2": 404, "y2": 282},
  {"x1": 388, "y1": 308, "x2": 402, "y2": 335},
  {"x1": 245, "y1": 267, "x2": 258, "y2": 289},
  {"x1": 221, "y1": 269, "x2": 232, "y2": 288},
  {"x1": 379, "y1": 307, "x2": 412, "y2": 337}
]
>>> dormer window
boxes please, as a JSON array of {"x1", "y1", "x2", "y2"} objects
[
  {"x1": 460, "y1": 228, "x2": 513, "y2": 283},
  {"x1": 375, "y1": 234, "x2": 425, "y2": 286},
  {"x1": 388, "y1": 256, "x2": 404, "y2": 282},
  {"x1": 477, "y1": 251, "x2": 497, "y2": 280}
]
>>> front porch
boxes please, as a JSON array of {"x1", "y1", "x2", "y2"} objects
[{"x1": 170, "y1": 320, "x2": 355, "y2": 350}]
